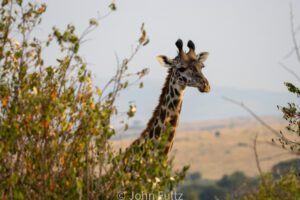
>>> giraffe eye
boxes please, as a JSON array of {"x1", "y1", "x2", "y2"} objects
[{"x1": 196, "y1": 63, "x2": 204, "y2": 71}]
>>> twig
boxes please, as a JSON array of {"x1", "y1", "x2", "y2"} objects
[
  {"x1": 253, "y1": 133, "x2": 263, "y2": 176},
  {"x1": 253, "y1": 133, "x2": 267, "y2": 189},
  {"x1": 279, "y1": 62, "x2": 300, "y2": 82},
  {"x1": 222, "y1": 96, "x2": 281, "y2": 137},
  {"x1": 283, "y1": 24, "x2": 300, "y2": 60},
  {"x1": 99, "y1": 44, "x2": 142, "y2": 101},
  {"x1": 223, "y1": 96, "x2": 300, "y2": 146},
  {"x1": 257, "y1": 140, "x2": 300, "y2": 156},
  {"x1": 289, "y1": 2, "x2": 300, "y2": 62}
]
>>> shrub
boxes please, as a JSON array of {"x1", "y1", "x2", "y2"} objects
[
  {"x1": 217, "y1": 171, "x2": 247, "y2": 191},
  {"x1": 272, "y1": 158, "x2": 300, "y2": 179},
  {"x1": 241, "y1": 171, "x2": 300, "y2": 200},
  {"x1": 0, "y1": 1, "x2": 187, "y2": 199}
]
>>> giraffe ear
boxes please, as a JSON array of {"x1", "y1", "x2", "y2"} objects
[
  {"x1": 198, "y1": 52, "x2": 209, "y2": 62},
  {"x1": 157, "y1": 55, "x2": 173, "y2": 68}
]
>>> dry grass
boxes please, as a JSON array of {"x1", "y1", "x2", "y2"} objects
[{"x1": 112, "y1": 116, "x2": 298, "y2": 180}]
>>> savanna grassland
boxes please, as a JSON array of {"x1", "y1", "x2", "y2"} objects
[{"x1": 112, "y1": 116, "x2": 297, "y2": 180}]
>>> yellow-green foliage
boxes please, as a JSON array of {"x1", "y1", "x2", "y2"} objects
[
  {"x1": 0, "y1": 1, "x2": 187, "y2": 199},
  {"x1": 242, "y1": 171, "x2": 300, "y2": 200}
]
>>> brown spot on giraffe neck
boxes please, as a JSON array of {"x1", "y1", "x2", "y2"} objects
[{"x1": 138, "y1": 68, "x2": 185, "y2": 153}]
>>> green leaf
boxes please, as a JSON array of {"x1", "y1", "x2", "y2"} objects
[
  {"x1": 285, "y1": 82, "x2": 300, "y2": 97},
  {"x1": 109, "y1": 3, "x2": 117, "y2": 11},
  {"x1": 1, "y1": 0, "x2": 8, "y2": 6},
  {"x1": 123, "y1": 81, "x2": 128, "y2": 89},
  {"x1": 89, "y1": 18, "x2": 98, "y2": 26},
  {"x1": 124, "y1": 123, "x2": 129, "y2": 131},
  {"x1": 16, "y1": 0, "x2": 23, "y2": 6},
  {"x1": 73, "y1": 42, "x2": 79, "y2": 53},
  {"x1": 14, "y1": 190, "x2": 24, "y2": 200},
  {"x1": 14, "y1": 51, "x2": 22, "y2": 59},
  {"x1": 139, "y1": 82, "x2": 143, "y2": 88}
]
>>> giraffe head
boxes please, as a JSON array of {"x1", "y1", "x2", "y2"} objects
[{"x1": 157, "y1": 39, "x2": 210, "y2": 93}]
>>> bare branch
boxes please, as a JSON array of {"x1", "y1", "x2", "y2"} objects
[
  {"x1": 283, "y1": 13, "x2": 300, "y2": 60},
  {"x1": 253, "y1": 133, "x2": 262, "y2": 174},
  {"x1": 279, "y1": 62, "x2": 300, "y2": 82},
  {"x1": 289, "y1": 2, "x2": 300, "y2": 62},
  {"x1": 223, "y1": 96, "x2": 300, "y2": 148},
  {"x1": 99, "y1": 43, "x2": 143, "y2": 101},
  {"x1": 257, "y1": 140, "x2": 300, "y2": 156},
  {"x1": 283, "y1": 48, "x2": 294, "y2": 60},
  {"x1": 222, "y1": 96, "x2": 281, "y2": 137},
  {"x1": 253, "y1": 133, "x2": 266, "y2": 187}
]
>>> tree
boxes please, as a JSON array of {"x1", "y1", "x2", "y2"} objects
[
  {"x1": 277, "y1": 82, "x2": 300, "y2": 153},
  {"x1": 0, "y1": 1, "x2": 187, "y2": 199}
]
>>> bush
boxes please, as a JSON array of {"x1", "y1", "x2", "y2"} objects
[
  {"x1": 217, "y1": 171, "x2": 247, "y2": 191},
  {"x1": 272, "y1": 158, "x2": 300, "y2": 179},
  {"x1": 0, "y1": 1, "x2": 187, "y2": 199},
  {"x1": 276, "y1": 82, "x2": 300, "y2": 153},
  {"x1": 241, "y1": 171, "x2": 300, "y2": 200},
  {"x1": 199, "y1": 185, "x2": 226, "y2": 200},
  {"x1": 187, "y1": 172, "x2": 202, "y2": 182}
]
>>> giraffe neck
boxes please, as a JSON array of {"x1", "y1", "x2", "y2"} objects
[{"x1": 141, "y1": 69, "x2": 185, "y2": 153}]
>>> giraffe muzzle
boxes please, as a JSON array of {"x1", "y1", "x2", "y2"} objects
[{"x1": 198, "y1": 82, "x2": 210, "y2": 93}]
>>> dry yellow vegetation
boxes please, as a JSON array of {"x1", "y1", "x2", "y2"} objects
[{"x1": 112, "y1": 116, "x2": 297, "y2": 180}]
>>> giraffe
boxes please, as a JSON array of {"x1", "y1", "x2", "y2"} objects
[{"x1": 130, "y1": 39, "x2": 210, "y2": 155}]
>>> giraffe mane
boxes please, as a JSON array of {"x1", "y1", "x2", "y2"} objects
[{"x1": 141, "y1": 68, "x2": 173, "y2": 137}]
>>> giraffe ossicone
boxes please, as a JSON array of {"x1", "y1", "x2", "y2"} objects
[{"x1": 131, "y1": 39, "x2": 210, "y2": 155}]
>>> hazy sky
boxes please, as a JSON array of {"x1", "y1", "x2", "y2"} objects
[
  {"x1": 27, "y1": 0, "x2": 300, "y2": 123},
  {"x1": 40, "y1": 0, "x2": 300, "y2": 92}
]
